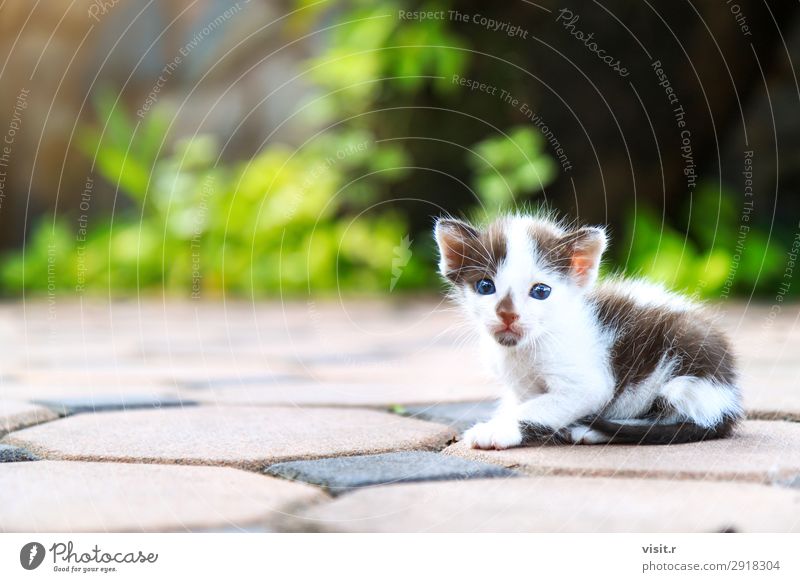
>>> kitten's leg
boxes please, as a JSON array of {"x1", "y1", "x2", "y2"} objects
[
  {"x1": 462, "y1": 392, "x2": 522, "y2": 450},
  {"x1": 464, "y1": 380, "x2": 612, "y2": 449},
  {"x1": 568, "y1": 424, "x2": 611, "y2": 444}
]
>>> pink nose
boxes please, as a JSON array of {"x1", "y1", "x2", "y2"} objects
[{"x1": 497, "y1": 310, "x2": 519, "y2": 327}]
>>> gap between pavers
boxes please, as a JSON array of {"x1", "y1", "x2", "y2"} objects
[
  {"x1": 283, "y1": 476, "x2": 800, "y2": 533},
  {"x1": 265, "y1": 451, "x2": 516, "y2": 495},
  {"x1": 2, "y1": 406, "x2": 457, "y2": 470},
  {"x1": 444, "y1": 420, "x2": 800, "y2": 484},
  {"x1": 0, "y1": 461, "x2": 326, "y2": 533},
  {"x1": 0, "y1": 400, "x2": 59, "y2": 437}
]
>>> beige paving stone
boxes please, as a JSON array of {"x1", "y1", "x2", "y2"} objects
[
  {"x1": 0, "y1": 461, "x2": 324, "y2": 532},
  {"x1": 288, "y1": 476, "x2": 800, "y2": 532},
  {"x1": 741, "y1": 368, "x2": 800, "y2": 420},
  {"x1": 15, "y1": 360, "x2": 300, "y2": 381},
  {"x1": 3, "y1": 406, "x2": 456, "y2": 469},
  {"x1": 444, "y1": 421, "x2": 800, "y2": 483},
  {"x1": 306, "y1": 348, "x2": 496, "y2": 391},
  {"x1": 0, "y1": 400, "x2": 58, "y2": 436},
  {"x1": 183, "y1": 380, "x2": 497, "y2": 407},
  {"x1": 0, "y1": 377, "x2": 180, "y2": 401}
]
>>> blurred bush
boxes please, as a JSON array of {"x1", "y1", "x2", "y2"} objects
[
  {"x1": 0, "y1": 0, "x2": 556, "y2": 297},
  {"x1": 622, "y1": 184, "x2": 788, "y2": 298},
  {"x1": 0, "y1": 0, "x2": 793, "y2": 299},
  {"x1": 0, "y1": 94, "x2": 430, "y2": 295}
]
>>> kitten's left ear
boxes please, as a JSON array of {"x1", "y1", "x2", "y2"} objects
[{"x1": 565, "y1": 226, "x2": 607, "y2": 287}]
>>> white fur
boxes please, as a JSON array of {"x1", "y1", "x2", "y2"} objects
[
  {"x1": 660, "y1": 376, "x2": 742, "y2": 428},
  {"x1": 569, "y1": 425, "x2": 611, "y2": 444},
  {"x1": 603, "y1": 356, "x2": 676, "y2": 419},
  {"x1": 454, "y1": 216, "x2": 615, "y2": 449},
  {"x1": 599, "y1": 278, "x2": 694, "y2": 311}
]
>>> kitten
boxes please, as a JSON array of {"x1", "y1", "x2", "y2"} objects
[{"x1": 434, "y1": 213, "x2": 742, "y2": 448}]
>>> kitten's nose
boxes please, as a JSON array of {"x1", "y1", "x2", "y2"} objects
[{"x1": 497, "y1": 310, "x2": 519, "y2": 327}]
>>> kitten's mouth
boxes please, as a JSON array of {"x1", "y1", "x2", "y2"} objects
[{"x1": 492, "y1": 328, "x2": 522, "y2": 347}]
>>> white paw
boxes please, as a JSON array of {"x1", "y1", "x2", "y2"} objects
[
  {"x1": 569, "y1": 424, "x2": 610, "y2": 445},
  {"x1": 463, "y1": 419, "x2": 523, "y2": 450}
]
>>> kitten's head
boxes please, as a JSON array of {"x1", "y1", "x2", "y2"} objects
[{"x1": 434, "y1": 214, "x2": 606, "y2": 348}]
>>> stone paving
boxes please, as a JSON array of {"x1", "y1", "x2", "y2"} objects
[{"x1": 0, "y1": 299, "x2": 798, "y2": 532}]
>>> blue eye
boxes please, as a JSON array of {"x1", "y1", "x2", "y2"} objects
[
  {"x1": 475, "y1": 278, "x2": 496, "y2": 295},
  {"x1": 530, "y1": 283, "x2": 551, "y2": 300}
]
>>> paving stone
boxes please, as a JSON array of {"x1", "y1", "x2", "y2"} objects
[
  {"x1": 178, "y1": 373, "x2": 306, "y2": 390},
  {"x1": 34, "y1": 394, "x2": 198, "y2": 415},
  {"x1": 3, "y1": 406, "x2": 457, "y2": 469},
  {"x1": 0, "y1": 444, "x2": 38, "y2": 462},
  {"x1": 397, "y1": 401, "x2": 497, "y2": 431},
  {"x1": 0, "y1": 400, "x2": 58, "y2": 436},
  {"x1": 780, "y1": 475, "x2": 800, "y2": 489},
  {"x1": 444, "y1": 421, "x2": 800, "y2": 483},
  {"x1": 0, "y1": 377, "x2": 180, "y2": 400},
  {"x1": 0, "y1": 461, "x2": 324, "y2": 532},
  {"x1": 306, "y1": 349, "x2": 497, "y2": 401},
  {"x1": 265, "y1": 451, "x2": 515, "y2": 494},
  {"x1": 287, "y1": 476, "x2": 800, "y2": 532},
  {"x1": 181, "y1": 381, "x2": 497, "y2": 408},
  {"x1": 741, "y1": 368, "x2": 800, "y2": 420},
  {"x1": 15, "y1": 361, "x2": 302, "y2": 384}
]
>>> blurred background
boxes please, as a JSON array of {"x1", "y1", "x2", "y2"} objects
[{"x1": 0, "y1": 0, "x2": 798, "y2": 300}]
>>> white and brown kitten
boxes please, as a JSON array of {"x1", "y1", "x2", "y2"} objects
[{"x1": 435, "y1": 213, "x2": 742, "y2": 449}]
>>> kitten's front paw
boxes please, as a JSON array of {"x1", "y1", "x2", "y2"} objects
[{"x1": 463, "y1": 419, "x2": 523, "y2": 450}]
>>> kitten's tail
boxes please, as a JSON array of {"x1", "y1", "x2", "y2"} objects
[{"x1": 585, "y1": 415, "x2": 739, "y2": 444}]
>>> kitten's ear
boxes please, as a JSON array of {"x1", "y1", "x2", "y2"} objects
[
  {"x1": 434, "y1": 218, "x2": 479, "y2": 280},
  {"x1": 565, "y1": 226, "x2": 607, "y2": 287}
]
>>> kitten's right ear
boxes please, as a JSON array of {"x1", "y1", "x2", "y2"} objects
[
  {"x1": 564, "y1": 226, "x2": 607, "y2": 287},
  {"x1": 434, "y1": 218, "x2": 479, "y2": 281}
]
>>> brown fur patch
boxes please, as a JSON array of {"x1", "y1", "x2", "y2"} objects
[
  {"x1": 438, "y1": 219, "x2": 508, "y2": 284},
  {"x1": 527, "y1": 223, "x2": 606, "y2": 285},
  {"x1": 588, "y1": 288, "x2": 737, "y2": 397},
  {"x1": 527, "y1": 221, "x2": 573, "y2": 275}
]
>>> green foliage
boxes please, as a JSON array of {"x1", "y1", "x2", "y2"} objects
[
  {"x1": 623, "y1": 184, "x2": 790, "y2": 298},
  {"x1": 0, "y1": 101, "x2": 431, "y2": 296},
  {"x1": 470, "y1": 126, "x2": 557, "y2": 214},
  {"x1": 303, "y1": 0, "x2": 467, "y2": 118}
]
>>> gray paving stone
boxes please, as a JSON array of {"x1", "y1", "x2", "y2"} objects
[
  {"x1": 397, "y1": 401, "x2": 497, "y2": 432},
  {"x1": 0, "y1": 444, "x2": 38, "y2": 462},
  {"x1": 34, "y1": 394, "x2": 198, "y2": 415},
  {"x1": 265, "y1": 451, "x2": 516, "y2": 493}
]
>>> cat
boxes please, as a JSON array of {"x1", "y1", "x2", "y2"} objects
[{"x1": 434, "y1": 213, "x2": 743, "y2": 449}]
